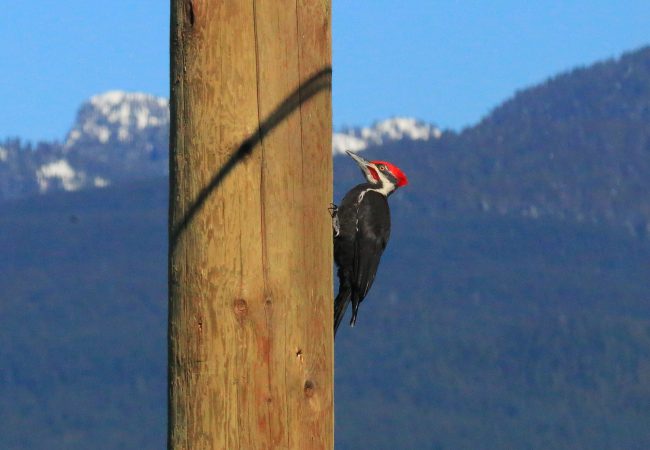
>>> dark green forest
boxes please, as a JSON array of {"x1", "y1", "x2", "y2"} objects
[
  {"x1": 2, "y1": 177, "x2": 649, "y2": 449},
  {"x1": 0, "y1": 181, "x2": 167, "y2": 450}
]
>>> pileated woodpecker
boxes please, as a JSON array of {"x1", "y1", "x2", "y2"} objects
[{"x1": 331, "y1": 150, "x2": 408, "y2": 335}]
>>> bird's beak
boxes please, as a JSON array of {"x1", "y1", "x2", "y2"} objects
[{"x1": 346, "y1": 150, "x2": 374, "y2": 179}]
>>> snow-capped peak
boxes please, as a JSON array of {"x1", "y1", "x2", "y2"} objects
[
  {"x1": 332, "y1": 117, "x2": 441, "y2": 154},
  {"x1": 65, "y1": 91, "x2": 169, "y2": 148},
  {"x1": 35, "y1": 159, "x2": 83, "y2": 193},
  {"x1": 89, "y1": 90, "x2": 168, "y2": 115},
  {"x1": 65, "y1": 92, "x2": 438, "y2": 157}
]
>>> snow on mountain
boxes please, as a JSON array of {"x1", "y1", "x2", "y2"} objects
[
  {"x1": 1, "y1": 91, "x2": 442, "y2": 201},
  {"x1": 57, "y1": 91, "x2": 171, "y2": 190},
  {"x1": 332, "y1": 117, "x2": 441, "y2": 154},
  {"x1": 34, "y1": 158, "x2": 110, "y2": 194},
  {"x1": 332, "y1": 133, "x2": 368, "y2": 154},
  {"x1": 65, "y1": 91, "x2": 438, "y2": 155},
  {"x1": 35, "y1": 159, "x2": 84, "y2": 193},
  {"x1": 65, "y1": 91, "x2": 169, "y2": 149}
]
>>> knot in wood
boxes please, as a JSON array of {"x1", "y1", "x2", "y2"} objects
[
  {"x1": 234, "y1": 299, "x2": 248, "y2": 316},
  {"x1": 185, "y1": 0, "x2": 195, "y2": 27},
  {"x1": 303, "y1": 380, "x2": 315, "y2": 398}
]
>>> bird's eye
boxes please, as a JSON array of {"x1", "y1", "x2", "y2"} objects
[{"x1": 379, "y1": 165, "x2": 386, "y2": 171}]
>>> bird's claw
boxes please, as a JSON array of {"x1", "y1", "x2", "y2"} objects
[{"x1": 328, "y1": 203, "x2": 340, "y2": 237}]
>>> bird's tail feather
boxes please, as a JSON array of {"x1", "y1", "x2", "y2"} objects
[
  {"x1": 350, "y1": 299, "x2": 360, "y2": 327},
  {"x1": 334, "y1": 286, "x2": 351, "y2": 337}
]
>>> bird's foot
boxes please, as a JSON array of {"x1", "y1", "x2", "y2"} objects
[{"x1": 329, "y1": 203, "x2": 340, "y2": 237}]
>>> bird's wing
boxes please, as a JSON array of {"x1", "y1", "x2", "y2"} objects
[{"x1": 353, "y1": 191, "x2": 391, "y2": 301}]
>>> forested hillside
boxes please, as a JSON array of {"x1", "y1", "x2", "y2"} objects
[
  {"x1": 3, "y1": 46, "x2": 650, "y2": 449},
  {"x1": 2, "y1": 177, "x2": 649, "y2": 449}
]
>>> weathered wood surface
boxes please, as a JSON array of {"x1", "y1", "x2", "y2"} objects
[{"x1": 169, "y1": 1, "x2": 333, "y2": 449}]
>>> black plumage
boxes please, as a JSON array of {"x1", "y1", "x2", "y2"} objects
[
  {"x1": 332, "y1": 151, "x2": 407, "y2": 336},
  {"x1": 333, "y1": 186, "x2": 391, "y2": 333}
]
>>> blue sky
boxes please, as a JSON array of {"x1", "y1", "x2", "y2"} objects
[{"x1": 1, "y1": 1, "x2": 649, "y2": 142}]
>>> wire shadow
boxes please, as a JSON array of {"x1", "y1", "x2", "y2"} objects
[{"x1": 170, "y1": 66, "x2": 332, "y2": 252}]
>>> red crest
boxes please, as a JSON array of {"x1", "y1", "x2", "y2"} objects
[{"x1": 371, "y1": 161, "x2": 408, "y2": 187}]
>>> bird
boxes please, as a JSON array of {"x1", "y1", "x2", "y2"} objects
[{"x1": 331, "y1": 150, "x2": 408, "y2": 336}]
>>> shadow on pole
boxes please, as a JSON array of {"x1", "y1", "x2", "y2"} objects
[{"x1": 170, "y1": 66, "x2": 332, "y2": 252}]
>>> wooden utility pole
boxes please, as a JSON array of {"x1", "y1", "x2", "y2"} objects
[{"x1": 168, "y1": 1, "x2": 333, "y2": 449}]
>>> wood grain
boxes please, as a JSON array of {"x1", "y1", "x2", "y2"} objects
[{"x1": 169, "y1": 1, "x2": 333, "y2": 449}]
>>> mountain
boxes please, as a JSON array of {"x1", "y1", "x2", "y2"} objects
[
  {"x1": 0, "y1": 95, "x2": 436, "y2": 201},
  {"x1": 332, "y1": 117, "x2": 441, "y2": 154},
  {"x1": 345, "y1": 46, "x2": 650, "y2": 239},
  {"x1": 2, "y1": 179, "x2": 649, "y2": 450},
  {"x1": 6, "y1": 48, "x2": 650, "y2": 239},
  {"x1": 3, "y1": 45, "x2": 650, "y2": 449},
  {"x1": 64, "y1": 91, "x2": 169, "y2": 150},
  {"x1": 63, "y1": 91, "x2": 169, "y2": 182},
  {"x1": 448, "y1": 46, "x2": 650, "y2": 234},
  {"x1": 0, "y1": 92, "x2": 169, "y2": 201}
]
